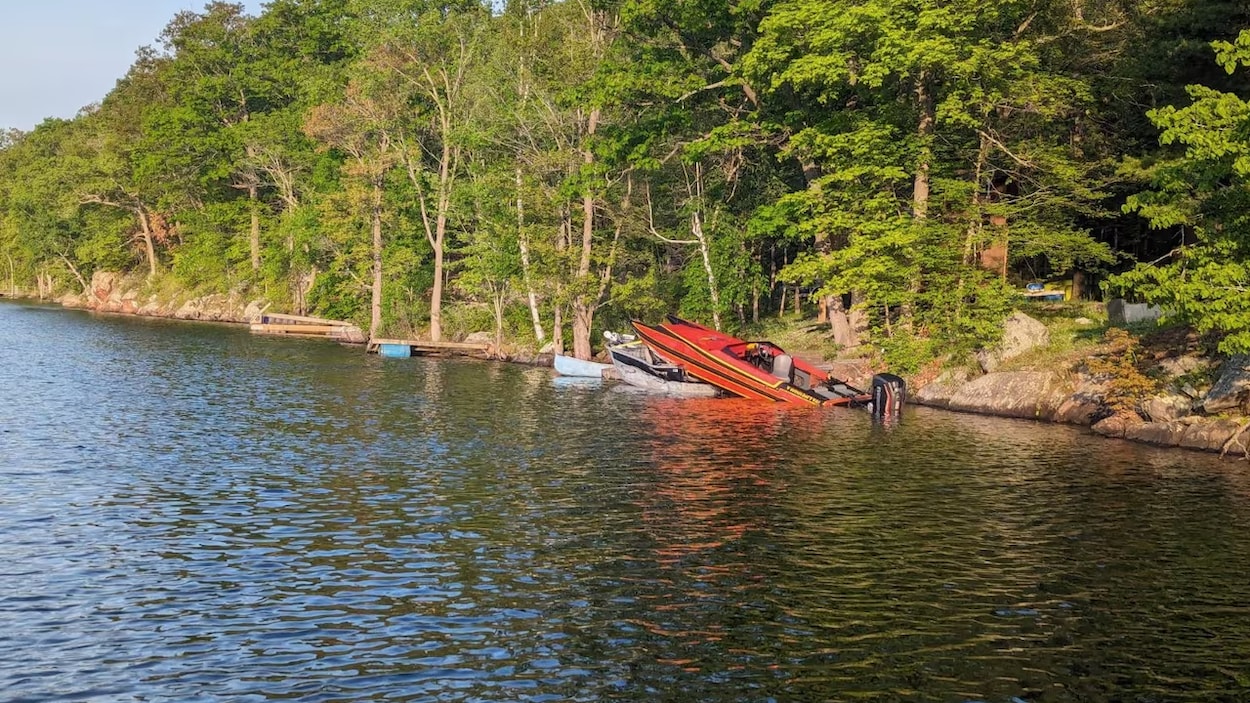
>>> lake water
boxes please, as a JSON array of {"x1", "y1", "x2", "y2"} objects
[{"x1": 1, "y1": 301, "x2": 1248, "y2": 702}]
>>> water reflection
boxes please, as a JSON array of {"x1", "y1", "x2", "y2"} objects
[{"x1": 1, "y1": 302, "x2": 1249, "y2": 702}]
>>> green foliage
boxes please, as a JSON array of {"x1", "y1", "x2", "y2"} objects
[
  {"x1": 0, "y1": 0, "x2": 1246, "y2": 366},
  {"x1": 741, "y1": 0, "x2": 1117, "y2": 370},
  {"x1": 439, "y1": 302, "x2": 496, "y2": 340},
  {"x1": 1085, "y1": 328, "x2": 1161, "y2": 415},
  {"x1": 607, "y1": 268, "x2": 672, "y2": 324},
  {"x1": 1113, "y1": 30, "x2": 1250, "y2": 354},
  {"x1": 169, "y1": 202, "x2": 251, "y2": 291}
]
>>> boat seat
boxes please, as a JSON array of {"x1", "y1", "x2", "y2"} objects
[{"x1": 771, "y1": 354, "x2": 794, "y2": 383}]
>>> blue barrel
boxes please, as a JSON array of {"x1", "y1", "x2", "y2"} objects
[{"x1": 379, "y1": 343, "x2": 411, "y2": 358}]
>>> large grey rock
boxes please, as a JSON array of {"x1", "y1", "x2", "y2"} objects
[
  {"x1": 912, "y1": 367, "x2": 974, "y2": 408},
  {"x1": 1053, "y1": 393, "x2": 1102, "y2": 425},
  {"x1": 1107, "y1": 298, "x2": 1164, "y2": 326},
  {"x1": 947, "y1": 371, "x2": 1068, "y2": 420},
  {"x1": 1091, "y1": 413, "x2": 1137, "y2": 438},
  {"x1": 1142, "y1": 393, "x2": 1194, "y2": 423},
  {"x1": 243, "y1": 300, "x2": 269, "y2": 323},
  {"x1": 1221, "y1": 425, "x2": 1250, "y2": 458},
  {"x1": 1180, "y1": 417, "x2": 1249, "y2": 453},
  {"x1": 1050, "y1": 370, "x2": 1110, "y2": 425},
  {"x1": 1203, "y1": 355, "x2": 1250, "y2": 413},
  {"x1": 1125, "y1": 421, "x2": 1188, "y2": 447},
  {"x1": 89, "y1": 270, "x2": 120, "y2": 305},
  {"x1": 977, "y1": 311, "x2": 1050, "y2": 372},
  {"x1": 1159, "y1": 355, "x2": 1209, "y2": 379}
]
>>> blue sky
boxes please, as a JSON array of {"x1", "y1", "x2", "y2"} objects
[{"x1": 1, "y1": 1, "x2": 264, "y2": 131}]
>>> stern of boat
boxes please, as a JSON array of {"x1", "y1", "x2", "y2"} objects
[{"x1": 870, "y1": 373, "x2": 906, "y2": 420}]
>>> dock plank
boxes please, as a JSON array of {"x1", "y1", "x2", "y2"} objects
[
  {"x1": 252, "y1": 323, "x2": 354, "y2": 335},
  {"x1": 259, "y1": 313, "x2": 354, "y2": 326},
  {"x1": 369, "y1": 338, "x2": 491, "y2": 354}
]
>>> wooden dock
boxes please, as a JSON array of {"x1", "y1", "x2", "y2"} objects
[
  {"x1": 368, "y1": 337, "x2": 492, "y2": 358},
  {"x1": 251, "y1": 313, "x2": 366, "y2": 343}
]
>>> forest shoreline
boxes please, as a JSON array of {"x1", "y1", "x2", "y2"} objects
[{"x1": 15, "y1": 272, "x2": 1246, "y2": 461}]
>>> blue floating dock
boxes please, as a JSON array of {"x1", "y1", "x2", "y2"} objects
[{"x1": 378, "y1": 343, "x2": 412, "y2": 358}]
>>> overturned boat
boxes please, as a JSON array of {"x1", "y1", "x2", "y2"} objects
[{"x1": 631, "y1": 316, "x2": 904, "y2": 417}]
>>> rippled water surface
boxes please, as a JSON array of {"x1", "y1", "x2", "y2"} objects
[{"x1": 2, "y1": 302, "x2": 1250, "y2": 702}]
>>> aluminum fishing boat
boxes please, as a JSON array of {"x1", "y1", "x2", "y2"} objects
[{"x1": 607, "y1": 340, "x2": 721, "y2": 397}]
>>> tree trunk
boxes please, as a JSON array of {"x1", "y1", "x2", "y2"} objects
[
  {"x1": 249, "y1": 184, "x2": 261, "y2": 272},
  {"x1": 572, "y1": 304, "x2": 594, "y2": 360},
  {"x1": 296, "y1": 267, "x2": 316, "y2": 316},
  {"x1": 552, "y1": 305, "x2": 564, "y2": 355},
  {"x1": 963, "y1": 132, "x2": 991, "y2": 266},
  {"x1": 429, "y1": 141, "x2": 454, "y2": 344},
  {"x1": 570, "y1": 108, "x2": 600, "y2": 361},
  {"x1": 828, "y1": 295, "x2": 857, "y2": 349},
  {"x1": 953, "y1": 132, "x2": 993, "y2": 321},
  {"x1": 570, "y1": 294, "x2": 594, "y2": 359},
  {"x1": 552, "y1": 207, "x2": 571, "y2": 355},
  {"x1": 913, "y1": 74, "x2": 934, "y2": 221},
  {"x1": 58, "y1": 254, "x2": 88, "y2": 293},
  {"x1": 691, "y1": 210, "x2": 722, "y2": 331},
  {"x1": 370, "y1": 179, "x2": 384, "y2": 340},
  {"x1": 493, "y1": 290, "x2": 505, "y2": 353},
  {"x1": 898, "y1": 72, "x2": 936, "y2": 334},
  {"x1": 799, "y1": 159, "x2": 837, "y2": 325},
  {"x1": 517, "y1": 166, "x2": 545, "y2": 344},
  {"x1": 850, "y1": 291, "x2": 869, "y2": 342},
  {"x1": 135, "y1": 207, "x2": 158, "y2": 278}
]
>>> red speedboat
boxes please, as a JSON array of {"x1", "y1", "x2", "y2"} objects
[{"x1": 631, "y1": 316, "x2": 904, "y2": 415}]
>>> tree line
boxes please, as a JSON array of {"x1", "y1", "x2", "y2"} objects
[{"x1": 1, "y1": 0, "x2": 1248, "y2": 369}]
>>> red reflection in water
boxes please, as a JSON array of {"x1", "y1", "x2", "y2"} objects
[{"x1": 631, "y1": 397, "x2": 826, "y2": 564}]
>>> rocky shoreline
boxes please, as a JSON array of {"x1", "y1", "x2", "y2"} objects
[
  {"x1": 911, "y1": 313, "x2": 1250, "y2": 459},
  {"x1": 29, "y1": 271, "x2": 1250, "y2": 460},
  {"x1": 58, "y1": 271, "x2": 266, "y2": 324},
  {"x1": 912, "y1": 367, "x2": 1250, "y2": 457}
]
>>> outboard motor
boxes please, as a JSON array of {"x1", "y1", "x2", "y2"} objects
[{"x1": 870, "y1": 373, "x2": 906, "y2": 421}]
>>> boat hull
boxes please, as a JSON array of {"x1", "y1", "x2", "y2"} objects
[
  {"x1": 631, "y1": 317, "x2": 871, "y2": 407},
  {"x1": 608, "y1": 343, "x2": 721, "y2": 397},
  {"x1": 553, "y1": 354, "x2": 612, "y2": 378}
]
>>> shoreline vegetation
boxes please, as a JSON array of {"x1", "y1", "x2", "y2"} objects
[
  {"x1": 12, "y1": 267, "x2": 1248, "y2": 460},
  {"x1": 2, "y1": 2, "x2": 1249, "y2": 457}
]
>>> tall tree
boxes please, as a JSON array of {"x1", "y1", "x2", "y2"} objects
[
  {"x1": 369, "y1": 3, "x2": 487, "y2": 342},
  {"x1": 1113, "y1": 30, "x2": 1250, "y2": 353},
  {"x1": 305, "y1": 79, "x2": 401, "y2": 339},
  {"x1": 743, "y1": 0, "x2": 1114, "y2": 368}
]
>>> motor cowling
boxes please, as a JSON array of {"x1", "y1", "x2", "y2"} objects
[{"x1": 870, "y1": 373, "x2": 906, "y2": 420}]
